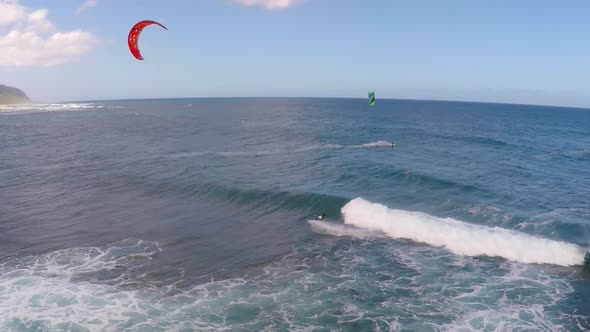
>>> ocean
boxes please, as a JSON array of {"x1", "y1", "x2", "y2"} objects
[{"x1": 0, "y1": 98, "x2": 589, "y2": 331}]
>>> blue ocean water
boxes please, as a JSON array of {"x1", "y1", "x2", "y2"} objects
[{"x1": 0, "y1": 98, "x2": 589, "y2": 331}]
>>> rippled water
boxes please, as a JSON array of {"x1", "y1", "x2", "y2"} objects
[{"x1": 0, "y1": 98, "x2": 589, "y2": 331}]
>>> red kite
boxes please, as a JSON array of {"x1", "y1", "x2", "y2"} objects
[{"x1": 128, "y1": 20, "x2": 167, "y2": 60}]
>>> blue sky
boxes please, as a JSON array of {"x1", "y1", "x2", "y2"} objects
[{"x1": 1, "y1": 0, "x2": 589, "y2": 107}]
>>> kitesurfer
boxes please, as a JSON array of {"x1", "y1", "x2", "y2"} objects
[{"x1": 317, "y1": 213, "x2": 326, "y2": 220}]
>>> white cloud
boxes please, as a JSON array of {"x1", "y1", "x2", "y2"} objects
[
  {"x1": 0, "y1": 0, "x2": 25, "y2": 26},
  {"x1": 27, "y1": 9, "x2": 55, "y2": 33},
  {"x1": 76, "y1": 0, "x2": 98, "y2": 15},
  {"x1": 0, "y1": 0, "x2": 99, "y2": 67},
  {"x1": 232, "y1": 0, "x2": 301, "y2": 10}
]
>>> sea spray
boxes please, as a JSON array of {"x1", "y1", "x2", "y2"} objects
[
  {"x1": 308, "y1": 219, "x2": 383, "y2": 239},
  {"x1": 341, "y1": 198, "x2": 586, "y2": 266},
  {"x1": 355, "y1": 141, "x2": 393, "y2": 148}
]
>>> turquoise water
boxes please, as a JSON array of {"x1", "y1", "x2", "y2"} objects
[{"x1": 0, "y1": 98, "x2": 589, "y2": 331}]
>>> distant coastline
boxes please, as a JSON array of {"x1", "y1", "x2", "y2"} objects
[{"x1": 0, "y1": 84, "x2": 31, "y2": 105}]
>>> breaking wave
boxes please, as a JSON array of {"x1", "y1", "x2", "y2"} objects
[
  {"x1": 0, "y1": 103, "x2": 121, "y2": 115},
  {"x1": 341, "y1": 198, "x2": 587, "y2": 266}
]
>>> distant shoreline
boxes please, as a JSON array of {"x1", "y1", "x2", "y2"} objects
[{"x1": 0, "y1": 84, "x2": 31, "y2": 105}]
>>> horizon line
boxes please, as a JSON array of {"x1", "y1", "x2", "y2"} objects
[{"x1": 54, "y1": 96, "x2": 590, "y2": 111}]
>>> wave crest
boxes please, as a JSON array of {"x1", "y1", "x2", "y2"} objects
[{"x1": 341, "y1": 198, "x2": 587, "y2": 266}]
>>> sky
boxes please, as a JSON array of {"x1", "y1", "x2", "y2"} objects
[{"x1": 0, "y1": 0, "x2": 589, "y2": 108}]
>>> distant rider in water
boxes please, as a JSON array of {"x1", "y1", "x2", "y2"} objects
[{"x1": 317, "y1": 213, "x2": 326, "y2": 220}]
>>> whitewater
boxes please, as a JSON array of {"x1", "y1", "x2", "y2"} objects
[{"x1": 340, "y1": 198, "x2": 587, "y2": 266}]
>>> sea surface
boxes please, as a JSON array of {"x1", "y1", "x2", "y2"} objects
[{"x1": 0, "y1": 98, "x2": 589, "y2": 331}]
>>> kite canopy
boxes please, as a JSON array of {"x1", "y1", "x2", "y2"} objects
[
  {"x1": 128, "y1": 20, "x2": 168, "y2": 60},
  {"x1": 368, "y1": 91, "x2": 375, "y2": 106}
]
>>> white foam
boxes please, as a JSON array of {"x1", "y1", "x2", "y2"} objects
[
  {"x1": 0, "y1": 103, "x2": 120, "y2": 115},
  {"x1": 292, "y1": 144, "x2": 342, "y2": 153},
  {"x1": 355, "y1": 140, "x2": 393, "y2": 148},
  {"x1": 307, "y1": 220, "x2": 384, "y2": 239},
  {"x1": 0, "y1": 236, "x2": 582, "y2": 331},
  {"x1": 298, "y1": 141, "x2": 392, "y2": 151},
  {"x1": 0, "y1": 239, "x2": 177, "y2": 331},
  {"x1": 341, "y1": 198, "x2": 587, "y2": 266},
  {"x1": 322, "y1": 144, "x2": 344, "y2": 149},
  {"x1": 573, "y1": 149, "x2": 590, "y2": 155}
]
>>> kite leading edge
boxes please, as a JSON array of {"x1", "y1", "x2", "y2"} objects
[{"x1": 128, "y1": 20, "x2": 168, "y2": 61}]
